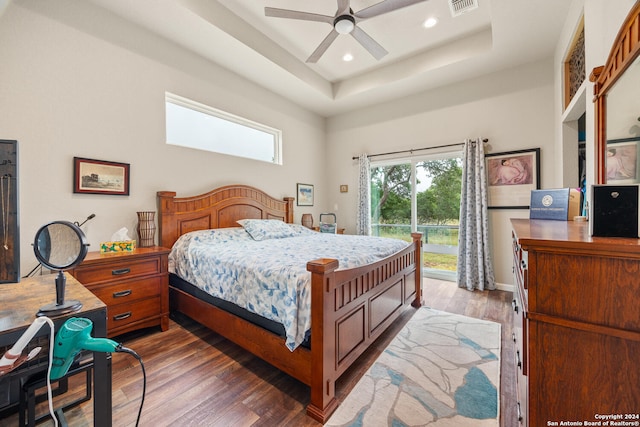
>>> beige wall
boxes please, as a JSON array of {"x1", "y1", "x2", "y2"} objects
[
  {"x1": 1, "y1": 0, "x2": 636, "y2": 286},
  {"x1": 326, "y1": 60, "x2": 556, "y2": 286},
  {"x1": 0, "y1": 3, "x2": 326, "y2": 275}
]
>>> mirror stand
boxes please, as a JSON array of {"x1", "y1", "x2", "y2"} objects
[
  {"x1": 37, "y1": 270, "x2": 82, "y2": 317},
  {"x1": 32, "y1": 220, "x2": 89, "y2": 317}
]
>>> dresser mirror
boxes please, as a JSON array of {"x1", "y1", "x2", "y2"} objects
[
  {"x1": 33, "y1": 220, "x2": 89, "y2": 316},
  {"x1": 591, "y1": 2, "x2": 640, "y2": 184}
]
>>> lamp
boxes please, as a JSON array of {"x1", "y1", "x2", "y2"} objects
[
  {"x1": 334, "y1": 15, "x2": 355, "y2": 34},
  {"x1": 74, "y1": 213, "x2": 96, "y2": 228}
]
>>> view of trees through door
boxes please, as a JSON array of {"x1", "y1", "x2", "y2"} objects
[{"x1": 370, "y1": 154, "x2": 462, "y2": 279}]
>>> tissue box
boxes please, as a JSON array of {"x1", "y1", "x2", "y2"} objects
[
  {"x1": 530, "y1": 188, "x2": 582, "y2": 221},
  {"x1": 100, "y1": 240, "x2": 136, "y2": 253}
]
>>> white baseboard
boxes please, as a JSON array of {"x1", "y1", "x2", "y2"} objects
[
  {"x1": 424, "y1": 271, "x2": 514, "y2": 293},
  {"x1": 495, "y1": 281, "x2": 514, "y2": 292}
]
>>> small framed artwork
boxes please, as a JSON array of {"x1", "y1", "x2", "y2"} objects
[
  {"x1": 485, "y1": 148, "x2": 540, "y2": 209},
  {"x1": 296, "y1": 183, "x2": 314, "y2": 206},
  {"x1": 73, "y1": 157, "x2": 130, "y2": 195},
  {"x1": 606, "y1": 137, "x2": 640, "y2": 184},
  {"x1": 340, "y1": 185, "x2": 348, "y2": 193}
]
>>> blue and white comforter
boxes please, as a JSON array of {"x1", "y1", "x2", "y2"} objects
[{"x1": 169, "y1": 224, "x2": 409, "y2": 351}]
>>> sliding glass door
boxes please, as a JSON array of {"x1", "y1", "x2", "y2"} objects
[{"x1": 370, "y1": 152, "x2": 462, "y2": 280}]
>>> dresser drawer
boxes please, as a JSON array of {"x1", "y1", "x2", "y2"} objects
[
  {"x1": 89, "y1": 276, "x2": 161, "y2": 306},
  {"x1": 71, "y1": 247, "x2": 170, "y2": 336},
  {"x1": 512, "y1": 288, "x2": 527, "y2": 375},
  {"x1": 73, "y1": 257, "x2": 162, "y2": 284},
  {"x1": 107, "y1": 296, "x2": 161, "y2": 331}
]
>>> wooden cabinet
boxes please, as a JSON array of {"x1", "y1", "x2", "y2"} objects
[
  {"x1": 312, "y1": 226, "x2": 345, "y2": 234},
  {"x1": 511, "y1": 219, "x2": 640, "y2": 427},
  {"x1": 70, "y1": 247, "x2": 170, "y2": 337}
]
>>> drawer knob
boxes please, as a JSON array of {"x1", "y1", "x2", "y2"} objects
[
  {"x1": 113, "y1": 311, "x2": 132, "y2": 321},
  {"x1": 112, "y1": 268, "x2": 131, "y2": 276},
  {"x1": 113, "y1": 289, "x2": 132, "y2": 298}
]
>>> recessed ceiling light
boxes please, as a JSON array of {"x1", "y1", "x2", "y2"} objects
[
  {"x1": 423, "y1": 17, "x2": 439, "y2": 28},
  {"x1": 343, "y1": 53, "x2": 354, "y2": 62}
]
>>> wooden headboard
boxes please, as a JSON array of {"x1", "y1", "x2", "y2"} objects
[{"x1": 157, "y1": 184, "x2": 295, "y2": 248}]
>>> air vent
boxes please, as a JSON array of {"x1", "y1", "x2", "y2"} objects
[{"x1": 449, "y1": 0, "x2": 478, "y2": 17}]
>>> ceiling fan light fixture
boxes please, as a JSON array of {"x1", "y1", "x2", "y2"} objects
[{"x1": 334, "y1": 15, "x2": 355, "y2": 34}]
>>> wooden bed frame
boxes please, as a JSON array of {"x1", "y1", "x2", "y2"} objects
[{"x1": 157, "y1": 184, "x2": 423, "y2": 422}]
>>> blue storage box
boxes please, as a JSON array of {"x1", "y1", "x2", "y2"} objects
[{"x1": 530, "y1": 188, "x2": 582, "y2": 220}]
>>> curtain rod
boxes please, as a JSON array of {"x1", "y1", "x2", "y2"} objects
[{"x1": 351, "y1": 138, "x2": 489, "y2": 160}]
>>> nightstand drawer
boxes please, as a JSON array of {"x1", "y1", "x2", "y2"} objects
[
  {"x1": 107, "y1": 297, "x2": 161, "y2": 331},
  {"x1": 89, "y1": 277, "x2": 161, "y2": 306},
  {"x1": 73, "y1": 257, "x2": 161, "y2": 284},
  {"x1": 70, "y1": 247, "x2": 170, "y2": 336}
]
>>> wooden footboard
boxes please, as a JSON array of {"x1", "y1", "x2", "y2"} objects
[
  {"x1": 158, "y1": 185, "x2": 423, "y2": 423},
  {"x1": 306, "y1": 232, "x2": 423, "y2": 422}
]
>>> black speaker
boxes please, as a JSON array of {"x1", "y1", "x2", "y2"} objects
[{"x1": 591, "y1": 185, "x2": 640, "y2": 237}]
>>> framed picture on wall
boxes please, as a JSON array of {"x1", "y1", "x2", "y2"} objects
[
  {"x1": 485, "y1": 148, "x2": 540, "y2": 209},
  {"x1": 606, "y1": 137, "x2": 640, "y2": 184},
  {"x1": 296, "y1": 183, "x2": 314, "y2": 206},
  {"x1": 73, "y1": 157, "x2": 130, "y2": 195}
]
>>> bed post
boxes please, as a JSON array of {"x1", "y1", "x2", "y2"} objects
[
  {"x1": 284, "y1": 196, "x2": 294, "y2": 223},
  {"x1": 157, "y1": 191, "x2": 177, "y2": 248},
  {"x1": 306, "y1": 258, "x2": 340, "y2": 423},
  {"x1": 411, "y1": 232, "x2": 424, "y2": 308}
]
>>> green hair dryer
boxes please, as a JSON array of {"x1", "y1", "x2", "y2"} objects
[{"x1": 50, "y1": 317, "x2": 121, "y2": 380}]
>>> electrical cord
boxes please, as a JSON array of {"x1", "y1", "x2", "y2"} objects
[
  {"x1": 43, "y1": 321, "x2": 145, "y2": 427},
  {"x1": 116, "y1": 346, "x2": 146, "y2": 427},
  {"x1": 23, "y1": 262, "x2": 42, "y2": 278},
  {"x1": 42, "y1": 316, "x2": 59, "y2": 427}
]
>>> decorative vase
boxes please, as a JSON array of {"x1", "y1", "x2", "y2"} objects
[
  {"x1": 301, "y1": 213, "x2": 313, "y2": 229},
  {"x1": 137, "y1": 211, "x2": 156, "y2": 247}
]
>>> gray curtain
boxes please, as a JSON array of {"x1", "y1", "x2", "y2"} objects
[
  {"x1": 457, "y1": 139, "x2": 496, "y2": 291},
  {"x1": 356, "y1": 154, "x2": 371, "y2": 236}
]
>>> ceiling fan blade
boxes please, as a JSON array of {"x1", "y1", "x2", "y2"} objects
[
  {"x1": 355, "y1": 0, "x2": 429, "y2": 20},
  {"x1": 306, "y1": 30, "x2": 340, "y2": 63},
  {"x1": 265, "y1": 7, "x2": 334, "y2": 24},
  {"x1": 351, "y1": 26, "x2": 388, "y2": 60}
]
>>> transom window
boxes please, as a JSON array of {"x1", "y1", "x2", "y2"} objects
[{"x1": 165, "y1": 93, "x2": 282, "y2": 164}]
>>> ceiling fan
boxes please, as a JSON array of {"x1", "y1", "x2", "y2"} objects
[{"x1": 265, "y1": 0, "x2": 430, "y2": 63}]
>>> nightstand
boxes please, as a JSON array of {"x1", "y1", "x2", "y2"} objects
[
  {"x1": 69, "y1": 246, "x2": 170, "y2": 337},
  {"x1": 311, "y1": 226, "x2": 345, "y2": 234}
]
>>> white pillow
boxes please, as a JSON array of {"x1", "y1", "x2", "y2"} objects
[{"x1": 237, "y1": 219, "x2": 298, "y2": 241}]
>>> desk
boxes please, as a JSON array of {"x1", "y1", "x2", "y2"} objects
[{"x1": 0, "y1": 274, "x2": 111, "y2": 426}]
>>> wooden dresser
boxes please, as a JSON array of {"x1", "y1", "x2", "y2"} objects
[
  {"x1": 511, "y1": 219, "x2": 640, "y2": 426},
  {"x1": 69, "y1": 246, "x2": 170, "y2": 337}
]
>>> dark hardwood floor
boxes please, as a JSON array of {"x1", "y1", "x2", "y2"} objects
[{"x1": 0, "y1": 279, "x2": 515, "y2": 426}]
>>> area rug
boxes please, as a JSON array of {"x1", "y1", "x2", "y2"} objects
[{"x1": 325, "y1": 308, "x2": 501, "y2": 426}]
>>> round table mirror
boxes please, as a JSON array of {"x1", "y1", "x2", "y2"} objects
[{"x1": 33, "y1": 221, "x2": 89, "y2": 316}]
